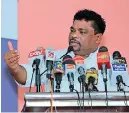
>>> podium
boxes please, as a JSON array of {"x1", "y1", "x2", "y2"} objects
[{"x1": 23, "y1": 92, "x2": 129, "y2": 112}]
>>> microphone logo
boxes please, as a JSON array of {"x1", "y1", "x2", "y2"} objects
[
  {"x1": 57, "y1": 63, "x2": 63, "y2": 70},
  {"x1": 98, "y1": 53, "x2": 109, "y2": 59},
  {"x1": 29, "y1": 49, "x2": 45, "y2": 58},
  {"x1": 66, "y1": 64, "x2": 75, "y2": 69},
  {"x1": 48, "y1": 51, "x2": 54, "y2": 58}
]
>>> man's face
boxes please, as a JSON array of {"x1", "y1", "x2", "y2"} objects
[{"x1": 69, "y1": 20, "x2": 102, "y2": 55}]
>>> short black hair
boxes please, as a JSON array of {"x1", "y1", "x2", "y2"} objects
[{"x1": 74, "y1": 9, "x2": 106, "y2": 34}]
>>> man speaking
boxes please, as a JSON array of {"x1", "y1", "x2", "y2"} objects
[{"x1": 4, "y1": 9, "x2": 129, "y2": 92}]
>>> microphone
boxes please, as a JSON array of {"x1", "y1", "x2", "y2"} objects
[
  {"x1": 74, "y1": 55, "x2": 85, "y2": 92},
  {"x1": 112, "y1": 51, "x2": 121, "y2": 59},
  {"x1": 45, "y1": 48, "x2": 56, "y2": 92},
  {"x1": 97, "y1": 46, "x2": 110, "y2": 83},
  {"x1": 116, "y1": 75, "x2": 125, "y2": 91},
  {"x1": 63, "y1": 55, "x2": 75, "y2": 92},
  {"x1": 112, "y1": 51, "x2": 127, "y2": 67},
  {"x1": 97, "y1": 46, "x2": 110, "y2": 110},
  {"x1": 60, "y1": 46, "x2": 74, "y2": 59},
  {"x1": 110, "y1": 51, "x2": 129, "y2": 90},
  {"x1": 28, "y1": 47, "x2": 45, "y2": 68},
  {"x1": 53, "y1": 59, "x2": 64, "y2": 92},
  {"x1": 85, "y1": 68, "x2": 98, "y2": 92},
  {"x1": 28, "y1": 47, "x2": 45, "y2": 92}
]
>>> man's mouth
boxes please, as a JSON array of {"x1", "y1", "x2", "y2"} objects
[
  {"x1": 70, "y1": 42, "x2": 79, "y2": 46},
  {"x1": 69, "y1": 40, "x2": 79, "y2": 45}
]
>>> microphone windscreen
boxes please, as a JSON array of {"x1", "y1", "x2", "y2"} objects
[
  {"x1": 98, "y1": 46, "x2": 108, "y2": 52},
  {"x1": 113, "y1": 51, "x2": 121, "y2": 59}
]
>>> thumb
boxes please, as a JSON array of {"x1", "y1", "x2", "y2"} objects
[{"x1": 8, "y1": 41, "x2": 14, "y2": 50}]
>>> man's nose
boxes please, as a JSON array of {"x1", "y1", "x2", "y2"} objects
[{"x1": 71, "y1": 32, "x2": 79, "y2": 39}]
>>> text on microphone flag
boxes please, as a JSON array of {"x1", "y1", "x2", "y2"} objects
[
  {"x1": 112, "y1": 64, "x2": 126, "y2": 71},
  {"x1": 28, "y1": 49, "x2": 45, "y2": 58}
]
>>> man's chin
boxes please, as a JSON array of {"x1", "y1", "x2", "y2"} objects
[{"x1": 72, "y1": 47, "x2": 80, "y2": 52}]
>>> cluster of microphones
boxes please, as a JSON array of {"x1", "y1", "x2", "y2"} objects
[{"x1": 28, "y1": 46, "x2": 129, "y2": 93}]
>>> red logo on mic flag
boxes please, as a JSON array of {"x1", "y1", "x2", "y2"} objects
[{"x1": 48, "y1": 51, "x2": 54, "y2": 58}]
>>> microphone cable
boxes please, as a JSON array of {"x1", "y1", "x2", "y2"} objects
[
  {"x1": 29, "y1": 68, "x2": 36, "y2": 92},
  {"x1": 88, "y1": 90, "x2": 93, "y2": 111},
  {"x1": 116, "y1": 79, "x2": 129, "y2": 106},
  {"x1": 21, "y1": 68, "x2": 36, "y2": 112},
  {"x1": 123, "y1": 90, "x2": 128, "y2": 106},
  {"x1": 73, "y1": 89, "x2": 81, "y2": 112},
  {"x1": 82, "y1": 82, "x2": 85, "y2": 111},
  {"x1": 118, "y1": 82, "x2": 129, "y2": 106}
]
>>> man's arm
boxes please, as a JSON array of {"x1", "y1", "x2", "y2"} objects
[
  {"x1": 4, "y1": 41, "x2": 27, "y2": 85},
  {"x1": 10, "y1": 65, "x2": 27, "y2": 85}
]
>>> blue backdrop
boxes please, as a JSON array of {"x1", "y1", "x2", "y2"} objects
[{"x1": 1, "y1": 38, "x2": 18, "y2": 112}]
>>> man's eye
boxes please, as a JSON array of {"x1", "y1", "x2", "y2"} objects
[
  {"x1": 71, "y1": 29, "x2": 75, "y2": 32},
  {"x1": 80, "y1": 31, "x2": 85, "y2": 34}
]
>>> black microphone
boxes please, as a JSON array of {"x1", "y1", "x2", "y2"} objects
[
  {"x1": 32, "y1": 58, "x2": 41, "y2": 92},
  {"x1": 116, "y1": 75, "x2": 129, "y2": 106},
  {"x1": 63, "y1": 55, "x2": 76, "y2": 92},
  {"x1": 45, "y1": 48, "x2": 55, "y2": 92},
  {"x1": 53, "y1": 60, "x2": 64, "y2": 92},
  {"x1": 113, "y1": 51, "x2": 121, "y2": 59},
  {"x1": 60, "y1": 46, "x2": 74, "y2": 59},
  {"x1": 116, "y1": 75, "x2": 125, "y2": 91},
  {"x1": 77, "y1": 66, "x2": 85, "y2": 92},
  {"x1": 112, "y1": 51, "x2": 127, "y2": 66},
  {"x1": 85, "y1": 67, "x2": 98, "y2": 92},
  {"x1": 111, "y1": 51, "x2": 129, "y2": 88}
]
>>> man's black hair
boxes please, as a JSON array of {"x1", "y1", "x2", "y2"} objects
[{"x1": 74, "y1": 9, "x2": 106, "y2": 34}]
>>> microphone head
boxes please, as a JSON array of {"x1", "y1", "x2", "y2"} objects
[
  {"x1": 116, "y1": 75, "x2": 123, "y2": 83},
  {"x1": 73, "y1": 55, "x2": 84, "y2": 65},
  {"x1": 62, "y1": 55, "x2": 75, "y2": 65},
  {"x1": 67, "y1": 46, "x2": 74, "y2": 53},
  {"x1": 90, "y1": 67, "x2": 96, "y2": 70},
  {"x1": 32, "y1": 58, "x2": 40, "y2": 67},
  {"x1": 86, "y1": 68, "x2": 98, "y2": 85},
  {"x1": 97, "y1": 46, "x2": 111, "y2": 69},
  {"x1": 78, "y1": 66, "x2": 85, "y2": 75},
  {"x1": 63, "y1": 55, "x2": 72, "y2": 60},
  {"x1": 113, "y1": 51, "x2": 121, "y2": 59},
  {"x1": 98, "y1": 46, "x2": 108, "y2": 52},
  {"x1": 88, "y1": 76, "x2": 96, "y2": 84}
]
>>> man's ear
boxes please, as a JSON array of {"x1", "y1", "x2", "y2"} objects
[{"x1": 95, "y1": 33, "x2": 103, "y2": 44}]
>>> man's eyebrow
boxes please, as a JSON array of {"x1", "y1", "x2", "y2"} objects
[{"x1": 78, "y1": 28, "x2": 88, "y2": 32}]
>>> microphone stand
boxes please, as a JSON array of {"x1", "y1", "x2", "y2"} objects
[
  {"x1": 81, "y1": 75, "x2": 85, "y2": 111},
  {"x1": 55, "y1": 74, "x2": 62, "y2": 92},
  {"x1": 67, "y1": 72, "x2": 74, "y2": 92},
  {"x1": 46, "y1": 60, "x2": 54, "y2": 92},
  {"x1": 34, "y1": 59, "x2": 41, "y2": 92},
  {"x1": 101, "y1": 64, "x2": 109, "y2": 111},
  {"x1": 78, "y1": 76, "x2": 83, "y2": 92}
]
